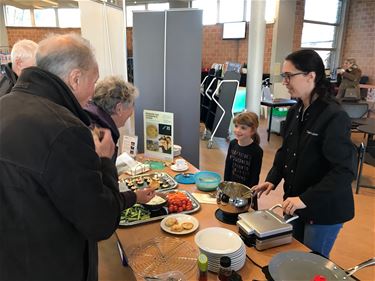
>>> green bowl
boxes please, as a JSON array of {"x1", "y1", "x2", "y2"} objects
[{"x1": 194, "y1": 171, "x2": 221, "y2": 192}]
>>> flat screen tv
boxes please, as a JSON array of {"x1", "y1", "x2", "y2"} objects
[{"x1": 223, "y1": 22, "x2": 246, "y2": 39}]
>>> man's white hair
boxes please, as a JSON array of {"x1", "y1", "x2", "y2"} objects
[{"x1": 11, "y1": 39, "x2": 38, "y2": 64}]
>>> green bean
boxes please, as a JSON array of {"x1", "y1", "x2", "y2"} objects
[{"x1": 120, "y1": 205, "x2": 151, "y2": 223}]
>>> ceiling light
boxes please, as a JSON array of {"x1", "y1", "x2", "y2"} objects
[{"x1": 41, "y1": 0, "x2": 58, "y2": 5}]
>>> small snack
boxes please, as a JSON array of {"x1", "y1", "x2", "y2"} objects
[
  {"x1": 91, "y1": 126, "x2": 104, "y2": 141},
  {"x1": 165, "y1": 217, "x2": 178, "y2": 227},
  {"x1": 170, "y1": 224, "x2": 183, "y2": 232},
  {"x1": 149, "y1": 179, "x2": 160, "y2": 189},
  {"x1": 136, "y1": 178, "x2": 145, "y2": 186},
  {"x1": 181, "y1": 222, "x2": 194, "y2": 230}
]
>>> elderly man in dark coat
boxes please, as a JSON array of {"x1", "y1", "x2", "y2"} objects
[{"x1": 0, "y1": 33, "x2": 154, "y2": 281}]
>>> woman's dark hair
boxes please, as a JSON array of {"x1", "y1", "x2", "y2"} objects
[{"x1": 285, "y1": 49, "x2": 335, "y2": 101}]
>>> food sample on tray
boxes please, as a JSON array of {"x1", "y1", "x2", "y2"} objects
[
  {"x1": 167, "y1": 191, "x2": 193, "y2": 213},
  {"x1": 164, "y1": 217, "x2": 194, "y2": 232},
  {"x1": 120, "y1": 204, "x2": 151, "y2": 223},
  {"x1": 119, "y1": 190, "x2": 200, "y2": 227},
  {"x1": 119, "y1": 172, "x2": 177, "y2": 191},
  {"x1": 146, "y1": 195, "x2": 166, "y2": 205}
]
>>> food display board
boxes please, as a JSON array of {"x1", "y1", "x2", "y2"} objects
[{"x1": 144, "y1": 110, "x2": 174, "y2": 161}]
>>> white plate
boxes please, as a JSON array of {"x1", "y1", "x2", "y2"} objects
[
  {"x1": 200, "y1": 242, "x2": 246, "y2": 259},
  {"x1": 170, "y1": 164, "x2": 189, "y2": 172},
  {"x1": 194, "y1": 227, "x2": 242, "y2": 255},
  {"x1": 161, "y1": 214, "x2": 199, "y2": 235}
]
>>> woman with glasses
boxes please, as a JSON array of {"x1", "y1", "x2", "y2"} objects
[
  {"x1": 252, "y1": 50, "x2": 356, "y2": 257},
  {"x1": 85, "y1": 76, "x2": 138, "y2": 163}
]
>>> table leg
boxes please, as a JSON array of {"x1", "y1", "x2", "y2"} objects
[{"x1": 268, "y1": 107, "x2": 273, "y2": 142}]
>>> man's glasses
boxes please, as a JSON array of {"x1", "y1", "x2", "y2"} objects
[{"x1": 280, "y1": 72, "x2": 307, "y2": 82}]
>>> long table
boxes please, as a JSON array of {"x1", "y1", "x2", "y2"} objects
[{"x1": 115, "y1": 160, "x2": 308, "y2": 280}]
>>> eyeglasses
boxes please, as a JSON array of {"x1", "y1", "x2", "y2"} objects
[{"x1": 280, "y1": 72, "x2": 307, "y2": 82}]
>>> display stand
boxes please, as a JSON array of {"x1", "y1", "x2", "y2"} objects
[{"x1": 203, "y1": 71, "x2": 240, "y2": 148}]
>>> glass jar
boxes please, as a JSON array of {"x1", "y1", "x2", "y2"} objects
[
  {"x1": 198, "y1": 253, "x2": 208, "y2": 281},
  {"x1": 217, "y1": 256, "x2": 231, "y2": 281}
]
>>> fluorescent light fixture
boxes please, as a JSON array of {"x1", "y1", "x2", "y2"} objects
[{"x1": 41, "y1": 0, "x2": 58, "y2": 5}]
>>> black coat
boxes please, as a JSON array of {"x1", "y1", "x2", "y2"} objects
[
  {"x1": 0, "y1": 67, "x2": 136, "y2": 281},
  {"x1": 266, "y1": 97, "x2": 356, "y2": 224},
  {"x1": 0, "y1": 63, "x2": 17, "y2": 97}
]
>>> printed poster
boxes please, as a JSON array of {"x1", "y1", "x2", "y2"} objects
[{"x1": 144, "y1": 110, "x2": 174, "y2": 161}]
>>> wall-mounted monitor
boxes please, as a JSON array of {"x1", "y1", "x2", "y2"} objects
[{"x1": 222, "y1": 22, "x2": 246, "y2": 40}]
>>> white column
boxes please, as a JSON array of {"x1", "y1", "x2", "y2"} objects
[
  {"x1": 0, "y1": 4, "x2": 9, "y2": 51},
  {"x1": 269, "y1": 0, "x2": 296, "y2": 98},
  {"x1": 246, "y1": 0, "x2": 266, "y2": 116}
]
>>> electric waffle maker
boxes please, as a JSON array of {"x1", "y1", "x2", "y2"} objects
[{"x1": 237, "y1": 204, "x2": 299, "y2": 251}]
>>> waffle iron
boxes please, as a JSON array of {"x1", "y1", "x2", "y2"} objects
[{"x1": 237, "y1": 204, "x2": 299, "y2": 251}]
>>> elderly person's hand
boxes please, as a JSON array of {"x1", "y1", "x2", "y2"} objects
[
  {"x1": 282, "y1": 197, "x2": 306, "y2": 215},
  {"x1": 93, "y1": 128, "x2": 115, "y2": 158},
  {"x1": 135, "y1": 188, "x2": 155, "y2": 204},
  {"x1": 251, "y1": 181, "x2": 275, "y2": 198}
]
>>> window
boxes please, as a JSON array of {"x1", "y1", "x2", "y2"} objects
[
  {"x1": 58, "y1": 8, "x2": 81, "y2": 28},
  {"x1": 126, "y1": 5, "x2": 146, "y2": 27},
  {"x1": 304, "y1": 0, "x2": 341, "y2": 24},
  {"x1": 219, "y1": 0, "x2": 244, "y2": 23},
  {"x1": 301, "y1": 23, "x2": 336, "y2": 48},
  {"x1": 192, "y1": 0, "x2": 217, "y2": 25},
  {"x1": 147, "y1": 3, "x2": 169, "y2": 11},
  {"x1": 34, "y1": 9, "x2": 56, "y2": 27},
  {"x1": 4, "y1": 5, "x2": 31, "y2": 26},
  {"x1": 301, "y1": 0, "x2": 344, "y2": 68}
]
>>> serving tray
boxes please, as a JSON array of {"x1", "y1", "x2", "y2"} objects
[
  {"x1": 119, "y1": 190, "x2": 200, "y2": 227},
  {"x1": 119, "y1": 172, "x2": 178, "y2": 192}
]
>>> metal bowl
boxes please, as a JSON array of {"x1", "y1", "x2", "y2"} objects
[{"x1": 216, "y1": 181, "x2": 252, "y2": 214}]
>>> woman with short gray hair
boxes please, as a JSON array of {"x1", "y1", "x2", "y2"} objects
[{"x1": 85, "y1": 76, "x2": 139, "y2": 162}]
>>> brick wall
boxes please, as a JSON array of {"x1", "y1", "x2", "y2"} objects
[
  {"x1": 342, "y1": 0, "x2": 375, "y2": 83},
  {"x1": 293, "y1": 0, "x2": 305, "y2": 50},
  {"x1": 126, "y1": 27, "x2": 133, "y2": 57},
  {"x1": 5, "y1": 0, "x2": 374, "y2": 82},
  {"x1": 6, "y1": 27, "x2": 81, "y2": 48},
  {"x1": 200, "y1": 24, "x2": 274, "y2": 74}
]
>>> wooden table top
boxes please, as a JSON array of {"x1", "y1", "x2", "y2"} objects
[{"x1": 115, "y1": 159, "x2": 309, "y2": 280}]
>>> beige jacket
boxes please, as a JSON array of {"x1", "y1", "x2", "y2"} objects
[{"x1": 337, "y1": 66, "x2": 362, "y2": 98}]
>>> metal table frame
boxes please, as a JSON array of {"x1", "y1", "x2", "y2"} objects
[
  {"x1": 261, "y1": 99, "x2": 297, "y2": 141},
  {"x1": 356, "y1": 121, "x2": 375, "y2": 193}
]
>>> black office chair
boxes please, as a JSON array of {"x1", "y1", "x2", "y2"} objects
[
  {"x1": 356, "y1": 139, "x2": 375, "y2": 194},
  {"x1": 359, "y1": 76, "x2": 369, "y2": 100},
  {"x1": 341, "y1": 102, "x2": 369, "y2": 133}
]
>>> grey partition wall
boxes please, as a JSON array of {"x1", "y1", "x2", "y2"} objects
[{"x1": 133, "y1": 9, "x2": 202, "y2": 167}]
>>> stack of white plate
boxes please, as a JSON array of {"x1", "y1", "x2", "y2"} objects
[{"x1": 194, "y1": 227, "x2": 246, "y2": 273}]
